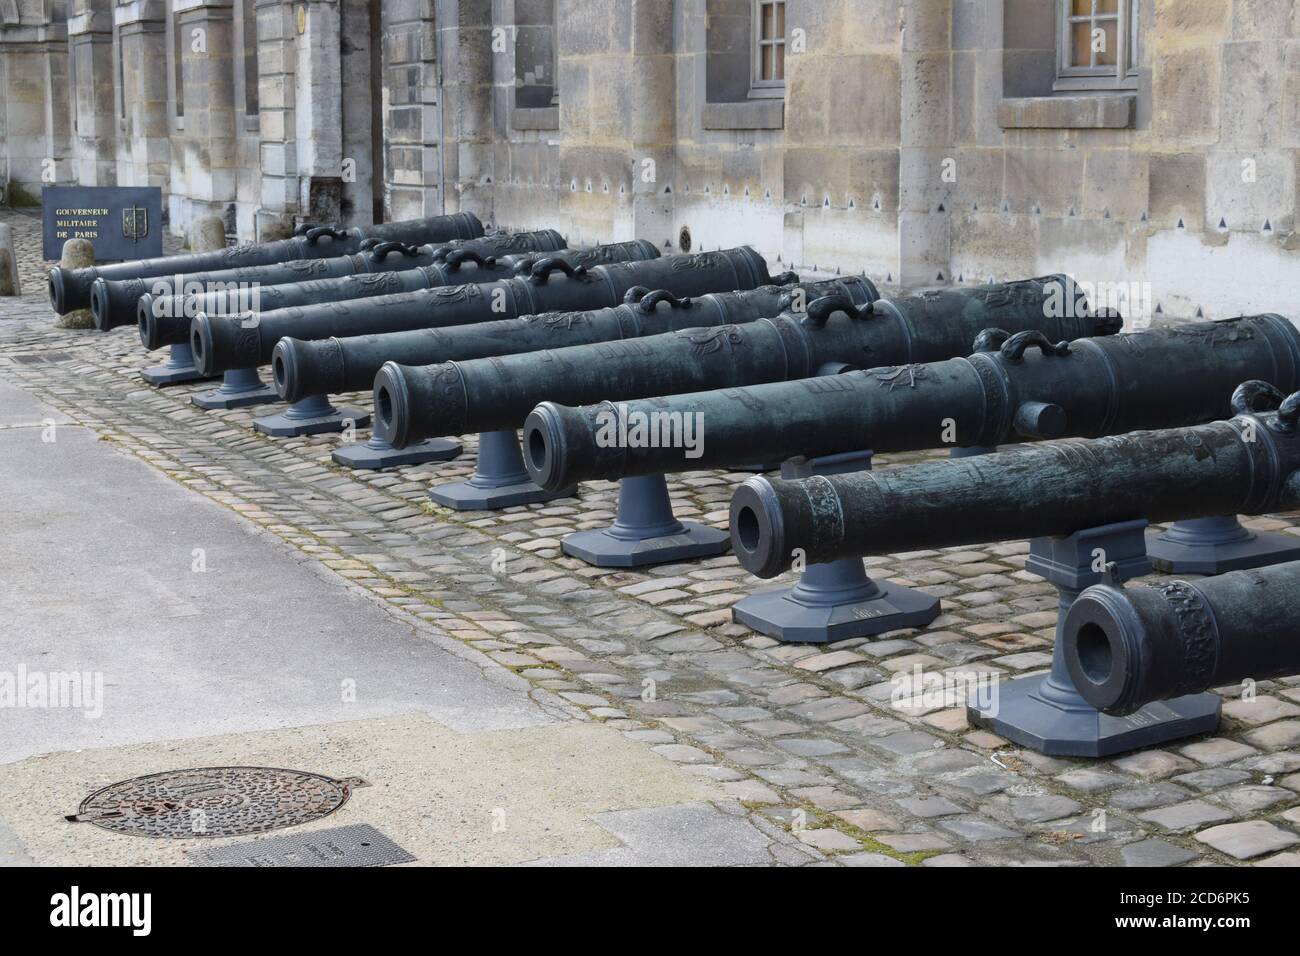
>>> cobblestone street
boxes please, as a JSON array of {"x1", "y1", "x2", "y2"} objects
[{"x1": 4, "y1": 212, "x2": 1300, "y2": 867}]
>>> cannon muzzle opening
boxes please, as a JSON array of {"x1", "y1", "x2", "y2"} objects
[
  {"x1": 1062, "y1": 585, "x2": 1146, "y2": 715},
  {"x1": 523, "y1": 403, "x2": 573, "y2": 492},
  {"x1": 191, "y1": 314, "x2": 216, "y2": 376},
  {"x1": 137, "y1": 293, "x2": 155, "y2": 342},
  {"x1": 90, "y1": 279, "x2": 112, "y2": 331},
  {"x1": 373, "y1": 362, "x2": 414, "y2": 449},
  {"x1": 48, "y1": 268, "x2": 71, "y2": 313},
  {"x1": 272, "y1": 339, "x2": 300, "y2": 401},
  {"x1": 729, "y1": 477, "x2": 789, "y2": 579}
]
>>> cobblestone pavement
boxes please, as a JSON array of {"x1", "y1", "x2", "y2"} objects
[{"x1": 5, "y1": 210, "x2": 1300, "y2": 867}]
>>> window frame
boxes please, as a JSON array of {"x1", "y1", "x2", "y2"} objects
[
  {"x1": 749, "y1": 0, "x2": 785, "y2": 99},
  {"x1": 1054, "y1": 0, "x2": 1140, "y2": 92}
]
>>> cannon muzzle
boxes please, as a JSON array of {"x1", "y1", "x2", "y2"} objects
[
  {"x1": 373, "y1": 361, "x2": 421, "y2": 450},
  {"x1": 1064, "y1": 560, "x2": 1300, "y2": 716},
  {"x1": 730, "y1": 383, "x2": 1300, "y2": 578},
  {"x1": 272, "y1": 336, "x2": 342, "y2": 402}
]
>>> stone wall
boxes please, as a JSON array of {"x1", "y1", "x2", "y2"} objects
[{"x1": 5, "y1": 0, "x2": 1300, "y2": 320}]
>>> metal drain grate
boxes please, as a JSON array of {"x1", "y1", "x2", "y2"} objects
[
  {"x1": 12, "y1": 351, "x2": 74, "y2": 364},
  {"x1": 187, "y1": 823, "x2": 415, "y2": 868},
  {"x1": 67, "y1": 767, "x2": 368, "y2": 839}
]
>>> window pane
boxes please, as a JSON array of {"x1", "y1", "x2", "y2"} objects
[
  {"x1": 1095, "y1": 19, "x2": 1118, "y2": 66},
  {"x1": 1071, "y1": 0, "x2": 1093, "y2": 16},
  {"x1": 774, "y1": 42, "x2": 785, "y2": 81},
  {"x1": 1070, "y1": 22, "x2": 1092, "y2": 67},
  {"x1": 761, "y1": 3, "x2": 775, "y2": 40},
  {"x1": 1096, "y1": 0, "x2": 1118, "y2": 12},
  {"x1": 775, "y1": 2, "x2": 785, "y2": 38},
  {"x1": 762, "y1": 44, "x2": 774, "y2": 80}
]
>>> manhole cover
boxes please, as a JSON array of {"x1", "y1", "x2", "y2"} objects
[
  {"x1": 188, "y1": 823, "x2": 415, "y2": 868},
  {"x1": 67, "y1": 767, "x2": 368, "y2": 839}
]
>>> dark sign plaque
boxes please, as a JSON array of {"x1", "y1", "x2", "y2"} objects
[{"x1": 42, "y1": 186, "x2": 163, "y2": 261}]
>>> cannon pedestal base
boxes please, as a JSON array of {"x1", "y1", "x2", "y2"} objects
[
  {"x1": 254, "y1": 394, "x2": 369, "y2": 438},
  {"x1": 562, "y1": 473, "x2": 729, "y2": 568},
  {"x1": 732, "y1": 450, "x2": 941, "y2": 644},
  {"x1": 1147, "y1": 516, "x2": 1300, "y2": 575},
  {"x1": 968, "y1": 521, "x2": 1220, "y2": 757},
  {"x1": 141, "y1": 343, "x2": 212, "y2": 386},
  {"x1": 192, "y1": 368, "x2": 280, "y2": 410},
  {"x1": 334, "y1": 435, "x2": 462, "y2": 471},
  {"x1": 430, "y1": 430, "x2": 575, "y2": 511}
]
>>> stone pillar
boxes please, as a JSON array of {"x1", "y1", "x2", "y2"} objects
[
  {"x1": 68, "y1": 0, "x2": 117, "y2": 185},
  {"x1": 338, "y1": 0, "x2": 374, "y2": 225},
  {"x1": 294, "y1": 0, "x2": 344, "y2": 221},
  {"x1": 437, "y1": 0, "x2": 494, "y2": 220},
  {"x1": 382, "y1": 0, "x2": 442, "y2": 220},
  {"x1": 170, "y1": 0, "x2": 238, "y2": 237},
  {"x1": 556, "y1": 0, "x2": 676, "y2": 244},
  {"x1": 115, "y1": 0, "x2": 170, "y2": 189},
  {"x1": 254, "y1": 0, "x2": 299, "y2": 231},
  {"x1": 781, "y1": 0, "x2": 903, "y2": 280},
  {"x1": 0, "y1": 1, "x2": 74, "y2": 202},
  {"x1": 898, "y1": 0, "x2": 952, "y2": 286}
]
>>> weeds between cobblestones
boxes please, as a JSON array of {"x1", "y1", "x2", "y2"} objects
[{"x1": 3, "y1": 213, "x2": 1300, "y2": 867}]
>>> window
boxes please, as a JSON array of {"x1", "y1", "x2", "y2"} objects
[
  {"x1": 750, "y1": 0, "x2": 784, "y2": 97},
  {"x1": 1055, "y1": 0, "x2": 1139, "y2": 91}
]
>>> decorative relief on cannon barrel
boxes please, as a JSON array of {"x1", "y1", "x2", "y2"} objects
[
  {"x1": 869, "y1": 365, "x2": 928, "y2": 390},
  {"x1": 233, "y1": 326, "x2": 262, "y2": 365},
  {"x1": 671, "y1": 252, "x2": 725, "y2": 271},
  {"x1": 1170, "y1": 321, "x2": 1256, "y2": 347},
  {"x1": 223, "y1": 242, "x2": 259, "y2": 261},
  {"x1": 679, "y1": 326, "x2": 746, "y2": 356},
  {"x1": 347, "y1": 272, "x2": 404, "y2": 294},
  {"x1": 721, "y1": 386, "x2": 769, "y2": 412},
  {"x1": 1155, "y1": 580, "x2": 1219, "y2": 693},
  {"x1": 284, "y1": 259, "x2": 333, "y2": 277},
  {"x1": 522, "y1": 311, "x2": 589, "y2": 332}
]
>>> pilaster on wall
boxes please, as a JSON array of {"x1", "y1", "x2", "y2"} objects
[
  {"x1": 555, "y1": 0, "x2": 676, "y2": 245},
  {"x1": 293, "y1": 0, "x2": 343, "y2": 220},
  {"x1": 68, "y1": 0, "x2": 117, "y2": 185},
  {"x1": 338, "y1": 0, "x2": 374, "y2": 225},
  {"x1": 781, "y1": 0, "x2": 903, "y2": 281},
  {"x1": 898, "y1": 0, "x2": 951, "y2": 286},
  {"x1": 169, "y1": 0, "x2": 238, "y2": 236},
  {"x1": 382, "y1": 0, "x2": 442, "y2": 221},
  {"x1": 1, "y1": 0, "x2": 74, "y2": 200},
  {"x1": 255, "y1": 0, "x2": 297, "y2": 229},
  {"x1": 436, "y1": 0, "x2": 494, "y2": 222},
  {"x1": 114, "y1": 0, "x2": 170, "y2": 190}
]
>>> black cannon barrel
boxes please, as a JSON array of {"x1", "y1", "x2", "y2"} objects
[
  {"x1": 376, "y1": 275, "x2": 1114, "y2": 449},
  {"x1": 729, "y1": 382, "x2": 1300, "y2": 579},
  {"x1": 47, "y1": 212, "x2": 483, "y2": 314},
  {"x1": 138, "y1": 239, "x2": 655, "y2": 350},
  {"x1": 1064, "y1": 560, "x2": 1300, "y2": 716},
  {"x1": 190, "y1": 247, "x2": 770, "y2": 376},
  {"x1": 272, "y1": 277, "x2": 873, "y2": 403},
  {"x1": 110, "y1": 229, "x2": 567, "y2": 334},
  {"x1": 525, "y1": 314, "x2": 1300, "y2": 491}
]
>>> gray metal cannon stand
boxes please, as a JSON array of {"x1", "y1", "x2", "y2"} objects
[
  {"x1": 253, "y1": 394, "x2": 369, "y2": 437},
  {"x1": 141, "y1": 343, "x2": 214, "y2": 386},
  {"x1": 732, "y1": 450, "x2": 941, "y2": 643},
  {"x1": 333, "y1": 434, "x2": 463, "y2": 470},
  {"x1": 429, "y1": 430, "x2": 576, "y2": 510},
  {"x1": 967, "y1": 520, "x2": 1221, "y2": 757},
  {"x1": 1146, "y1": 516, "x2": 1300, "y2": 575},
  {"x1": 561, "y1": 473, "x2": 730, "y2": 568},
  {"x1": 192, "y1": 368, "x2": 280, "y2": 410}
]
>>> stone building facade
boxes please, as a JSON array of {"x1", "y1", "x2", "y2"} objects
[{"x1": 2, "y1": 0, "x2": 1298, "y2": 317}]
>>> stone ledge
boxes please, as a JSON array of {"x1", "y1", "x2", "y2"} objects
[
  {"x1": 512, "y1": 107, "x2": 559, "y2": 131},
  {"x1": 998, "y1": 94, "x2": 1136, "y2": 130},
  {"x1": 702, "y1": 98, "x2": 785, "y2": 131}
]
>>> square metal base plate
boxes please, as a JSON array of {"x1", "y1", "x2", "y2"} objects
[
  {"x1": 562, "y1": 521, "x2": 731, "y2": 568},
  {"x1": 141, "y1": 364, "x2": 213, "y2": 386},
  {"x1": 732, "y1": 580, "x2": 941, "y2": 644},
  {"x1": 1147, "y1": 529, "x2": 1300, "y2": 575},
  {"x1": 192, "y1": 384, "x2": 281, "y2": 410},
  {"x1": 254, "y1": 406, "x2": 370, "y2": 437},
  {"x1": 968, "y1": 674, "x2": 1222, "y2": 758},
  {"x1": 429, "y1": 479, "x2": 576, "y2": 511},
  {"x1": 187, "y1": 823, "x2": 415, "y2": 868},
  {"x1": 332, "y1": 438, "x2": 463, "y2": 470}
]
